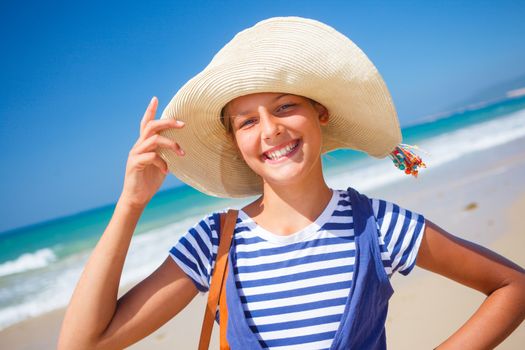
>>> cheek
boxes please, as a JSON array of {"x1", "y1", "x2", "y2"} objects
[{"x1": 234, "y1": 134, "x2": 258, "y2": 161}]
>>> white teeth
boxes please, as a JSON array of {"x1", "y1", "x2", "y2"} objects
[{"x1": 265, "y1": 141, "x2": 298, "y2": 160}]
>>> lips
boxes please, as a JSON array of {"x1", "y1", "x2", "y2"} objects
[{"x1": 263, "y1": 140, "x2": 300, "y2": 161}]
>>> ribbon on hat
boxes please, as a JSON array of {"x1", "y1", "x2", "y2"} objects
[{"x1": 389, "y1": 144, "x2": 427, "y2": 177}]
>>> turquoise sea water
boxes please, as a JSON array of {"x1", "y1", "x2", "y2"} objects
[{"x1": 1, "y1": 95, "x2": 525, "y2": 329}]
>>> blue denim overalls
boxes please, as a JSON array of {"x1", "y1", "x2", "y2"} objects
[{"x1": 224, "y1": 187, "x2": 394, "y2": 349}]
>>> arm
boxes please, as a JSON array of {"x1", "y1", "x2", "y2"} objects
[
  {"x1": 416, "y1": 220, "x2": 525, "y2": 350},
  {"x1": 58, "y1": 201, "x2": 198, "y2": 350},
  {"x1": 58, "y1": 97, "x2": 194, "y2": 349}
]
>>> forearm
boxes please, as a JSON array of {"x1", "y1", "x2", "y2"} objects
[
  {"x1": 59, "y1": 198, "x2": 145, "y2": 348},
  {"x1": 436, "y1": 279, "x2": 525, "y2": 349}
]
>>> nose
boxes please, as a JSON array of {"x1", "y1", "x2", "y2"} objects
[{"x1": 258, "y1": 106, "x2": 281, "y2": 139}]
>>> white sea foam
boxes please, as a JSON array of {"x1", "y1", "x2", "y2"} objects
[
  {"x1": 327, "y1": 108, "x2": 525, "y2": 191},
  {"x1": 0, "y1": 263, "x2": 85, "y2": 330},
  {"x1": 0, "y1": 248, "x2": 57, "y2": 277},
  {"x1": 0, "y1": 214, "x2": 207, "y2": 330},
  {"x1": 417, "y1": 109, "x2": 525, "y2": 167}
]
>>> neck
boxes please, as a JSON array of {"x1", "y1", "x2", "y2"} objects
[
  {"x1": 262, "y1": 177, "x2": 332, "y2": 219},
  {"x1": 244, "y1": 162, "x2": 333, "y2": 235}
]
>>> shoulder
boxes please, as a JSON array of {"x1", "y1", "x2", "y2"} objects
[
  {"x1": 366, "y1": 196, "x2": 425, "y2": 232},
  {"x1": 189, "y1": 209, "x2": 228, "y2": 234},
  {"x1": 344, "y1": 188, "x2": 426, "y2": 276},
  {"x1": 168, "y1": 208, "x2": 233, "y2": 292}
]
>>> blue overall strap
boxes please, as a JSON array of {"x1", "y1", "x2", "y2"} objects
[
  {"x1": 330, "y1": 187, "x2": 394, "y2": 349},
  {"x1": 225, "y1": 247, "x2": 265, "y2": 349}
]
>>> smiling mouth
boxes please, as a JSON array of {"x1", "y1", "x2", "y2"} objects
[{"x1": 263, "y1": 140, "x2": 300, "y2": 161}]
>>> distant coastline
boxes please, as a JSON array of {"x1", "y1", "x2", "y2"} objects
[{"x1": 404, "y1": 90, "x2": 525, "y2": 127}]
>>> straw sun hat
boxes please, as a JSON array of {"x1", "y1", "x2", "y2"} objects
[{"x1": 158, "y1": 16, "x2": 422, "y2": 198}]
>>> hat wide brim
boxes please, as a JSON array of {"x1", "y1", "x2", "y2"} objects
[{"x1": 158, "y1": 17, "x2": 401, "y2": 198}]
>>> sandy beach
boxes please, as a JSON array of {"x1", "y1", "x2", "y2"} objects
[{"x1": 1, "y1": 136, "x2": 524, "y2": 349}]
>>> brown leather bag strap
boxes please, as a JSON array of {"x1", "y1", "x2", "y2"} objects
[
  {"x1": 198, "y1": 209, "x2": 238, "y2": 350},
  {"x1": 219, "y1": 261, "x2": 230, "y2": 349}
]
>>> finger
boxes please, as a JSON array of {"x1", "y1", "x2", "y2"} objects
[
  {"x1": 133, "y1": 134, "x2": 182, "y2": 155},
  {"x1": 140, "y1": 96, "x2": 158, "y2": 135},
  {"x1": 141, "y1": 119, "x2": 185, "y2": 141},
  {"x1": 132, "y1": 152, "x2": 169, "y2": 174}
]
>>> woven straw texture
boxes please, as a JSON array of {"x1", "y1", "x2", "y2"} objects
[{"x1": 158, "y1": 17, "x2": 401, "y2": 198}]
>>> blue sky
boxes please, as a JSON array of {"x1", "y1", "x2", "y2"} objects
[{"x1": 1, "y1": 0, "x2": 524, "y2": 232}]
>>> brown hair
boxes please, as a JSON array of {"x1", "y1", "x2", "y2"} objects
[{"x1": 220, "y1": 105, "x2": 233, "y2": 135}]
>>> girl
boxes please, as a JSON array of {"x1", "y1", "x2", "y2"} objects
[{"x1": 58, "y1": 17, "x2": 525, "y2": 349}]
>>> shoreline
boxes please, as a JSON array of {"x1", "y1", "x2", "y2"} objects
[{"x1": 2, "y1": 137, "x2": 525, "y2": 349}]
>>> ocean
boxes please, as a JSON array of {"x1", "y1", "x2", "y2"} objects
[{"x1": 1, "y1": 95, "x2": 525, "y2": 330}]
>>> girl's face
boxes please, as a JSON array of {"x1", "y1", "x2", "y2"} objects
[{"x1": 225, "y1": 93, "x2": 329, "y2": 188}]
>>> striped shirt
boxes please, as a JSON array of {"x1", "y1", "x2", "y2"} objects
[{"x1": 169, "y1": 189, "x2": 426, "y2": 349}]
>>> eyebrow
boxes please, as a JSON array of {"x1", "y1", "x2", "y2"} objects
[{"x1": 232, "y1": 93, "x2": 292, "y2": 118}]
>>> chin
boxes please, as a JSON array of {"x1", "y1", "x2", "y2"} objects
[{"x1": 262, "y1": 168, "x2": 310, "y2": 187}]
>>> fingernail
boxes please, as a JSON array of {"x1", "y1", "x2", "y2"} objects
[
  {"x1": 179, "y1": 149, "x2": 185, "y2": 156},
  {"x1": 150, "y1": 96, "x2": 156, "y2": 104},
  {"x1": 176, "y1": 120, "x2": 185, "y2": 126}
]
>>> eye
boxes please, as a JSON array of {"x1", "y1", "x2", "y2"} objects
[
  {"x1": 237, "y1": 117, "x2": 257, "y2": 129},
  {"x1": 276, "y1": 103, "x2": 296, "y2": 113}
]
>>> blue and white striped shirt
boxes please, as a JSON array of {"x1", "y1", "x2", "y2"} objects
[{"x1": 169, "y1": 189, "x2": 426, "y2": 349}]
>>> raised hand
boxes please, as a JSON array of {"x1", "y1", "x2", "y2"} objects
[{"x1": 120, "y1": 96, "x2": 185, "y2": 209}]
